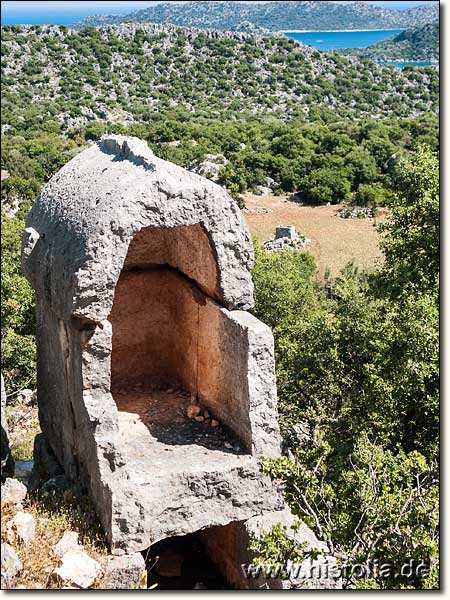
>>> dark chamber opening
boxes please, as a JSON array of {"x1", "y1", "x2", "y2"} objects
[{"x1": 143, "y1": 532, "x2": 231, "y2": 590}]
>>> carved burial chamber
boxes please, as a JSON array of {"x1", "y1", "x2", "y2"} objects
[{"x1": 22, "y1": 136, "x2": 284, "y2": 557}]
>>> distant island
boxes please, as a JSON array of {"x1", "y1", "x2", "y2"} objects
[
  {"x1": 339, "y1": 23, "x2": 439, "y2": 63},
  {"x1": 72, "y1": 1, "x2": 439, "y2": 33}
]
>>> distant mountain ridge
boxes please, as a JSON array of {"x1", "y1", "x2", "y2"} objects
[
  {"x1": 73, "y1": 1, "x2": 439, "y2": 32},
  {"x1": 340, "y1": 22, "x2": 439, "y2": 62}
]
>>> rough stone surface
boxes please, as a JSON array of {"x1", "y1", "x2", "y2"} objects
[
  {"x1": 29, "y1": 433, "x2": 65, "y2": 491},
  {"x1": 22, "y1": 136, "x2": 283, "y2": 555},
  {"x1": 8, "y1": 512, "x2": 36, "y2": 546},
  {"x1": 199, "y1": 507, "x2": 342, "y2": 590},
  {"x1": 103, "y1": 553, "x2": 146, "y2": 589},
  {"x1": 17, "y1": 389, "x2": 34, "y2": 405},
  {"x1": 1, "y1": 543, "x2": 23, "y2": 586},
  {"x1": 1, "y1": 374, "x2": 14, "y2": 480},
  {"x1": 189, "y1": 153, "x2": 228, "y2": 183},
  {"x1": 22, "y1": 135, "x2": 254, "y2": 316},
  {"x1": 275, "y1": 225, "x2": 297, "y2": 240},
  {"x1": 54, "y1": 531, "x2": 82, "y2": 558},
  {"x1": 2, "y1": 478, "x2": 27, "y2": 505},
  {"x1": 55, "y1": 550, "x2": 103, "y2": 589}
]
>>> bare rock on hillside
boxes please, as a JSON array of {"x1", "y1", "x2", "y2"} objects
[
  {"x1": 7, "y1": 512, "x2": 36, "y2": 546},
  {"x1": 2, "y1": 478, "x2": 27, "y2": 505},
  {"x1": 1, "y1": 543, "x2": 23, "y2": 586},
  {"x1": 55, "y1": 550, "x2": 103, "y2": 589}
]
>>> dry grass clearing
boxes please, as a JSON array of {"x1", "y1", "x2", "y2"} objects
[{"x1": 243, "y1": 193, "x2": 386, "y2": 277}]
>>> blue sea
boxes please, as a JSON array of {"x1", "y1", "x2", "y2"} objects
[
  {"x1": 380, "y1": 60, "x2": 436, "y2": 68},
  {"x1": 285, "y1": 29, "x2": 403, "y2": 51},
  {"x1": 285, "y1": 30, "x2": 436, "y2": 68}
]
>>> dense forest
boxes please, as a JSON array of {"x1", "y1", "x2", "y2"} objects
[{"x1": 1, "y1": 18, "x2": 439, "y2": 590}]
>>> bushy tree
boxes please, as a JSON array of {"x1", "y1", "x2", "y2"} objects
[
  {"x1": 1, "y1": 210, "x2": 36, "y2": 391},
  {"x1": 380, "y1": 146, "x2": 439, "y2": 296}
]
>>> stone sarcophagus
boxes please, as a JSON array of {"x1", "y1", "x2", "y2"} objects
[{"x1": 22, "y1": 135, "x2": 284, "y2": 556}]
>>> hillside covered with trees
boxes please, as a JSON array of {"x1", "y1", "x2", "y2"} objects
[
  {"x1": 341, "y1": 22, "x2": 439, "y2": 62},
  {"x1": 74, "y1": 0, "x2": 439, "y2": 33},
  {"x1": 0, "y1": 23, "x2": 439, "y2": 213}
]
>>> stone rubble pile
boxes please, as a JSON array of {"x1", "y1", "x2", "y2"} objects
[
  {"x1": 264, "y1": 225, "x2": 311, "y2": 252},
  {"x1": 186, "y1": 400, "x2": 220, "y2": 428},
  {"x1": 242, "y1": 206, "x2": 273, "y2": 214},
  {"x1": 189, "y1": 153, "x2": 228, "y2": 182},
  {"x1": 336, "y1": 206, "x2": 374, "y2": 219}
]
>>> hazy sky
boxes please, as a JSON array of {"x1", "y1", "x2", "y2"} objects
[{"x1": 2, "y1": 1, "x2": 440, "y2": 13}]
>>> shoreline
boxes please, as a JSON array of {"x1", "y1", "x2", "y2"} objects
[{"x1": 283, "y1": 28, "x2": 404, "y2": 33}]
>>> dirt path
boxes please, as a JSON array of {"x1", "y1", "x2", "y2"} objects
[{"x1": 242, "y1": 193, "x2": 386, "y2": 277}]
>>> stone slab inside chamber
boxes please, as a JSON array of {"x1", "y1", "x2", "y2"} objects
[{"x1": 114, "y1": 387, "x2": 248, "y2": 479}]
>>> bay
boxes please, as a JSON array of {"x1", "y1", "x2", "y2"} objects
[
  {"x1": 285, "y1": 29, "x2": 403, "y2": 51},
  {"x1": 285, "y1": 30, "x2": 437, "y2": 68},
  {"x1": 380, "y1": 60, "x2": 437, "y2": 68}
]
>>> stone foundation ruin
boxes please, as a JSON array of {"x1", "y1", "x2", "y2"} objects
[{"x1": 22, "y1": 136, "x2": 339, "y2": 588}]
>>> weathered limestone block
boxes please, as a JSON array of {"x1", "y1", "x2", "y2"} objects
[
  {"x1": 102, "y1": 553, "x2": 146, "y2": 589},
  {"x1": 111, "y1": 458, "x2": 284, "y2": 554},
  {"x1": 22, "y1": 134, "x2": 254, "y2": 319},
  {"x1": 55, "y1": 550, "x2": 103, "y2": 589},
  {"x1": 7, "y1": 512, "x2": 36, "y2": 546},
  {"x1": 54, "y1": 531, "x2": 82, "y2": 558},
  {"x1": 22, "y1": 135, "x2": 283, "y2": 556},
  {"x1": 2, "y1": 478, "x2": 27, "y2": 505},
  {"x1": 1, "y1": 543, "x2": 23, "y2": 586},
  {"x1": 275, "y1": 225, "x2": 297, "y2": 240}
]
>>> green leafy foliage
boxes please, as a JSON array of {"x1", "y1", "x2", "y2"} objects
[
  {"x1": 380, "y1": 145, "x2": 439, "y2": 295},
  {"x1": 251, "y1": 146, "x2": 439, "y2": 588},
  {"x1": 249, "y1": 522, "x2": 310, "y2": 580},
  {"x1": 1, "y1": 209, "x2": 36, "y2": 391}
]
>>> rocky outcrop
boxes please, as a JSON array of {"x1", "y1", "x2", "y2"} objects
[{"x1": 102, "y1": 553, "x2": 146, "y2": 589}]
